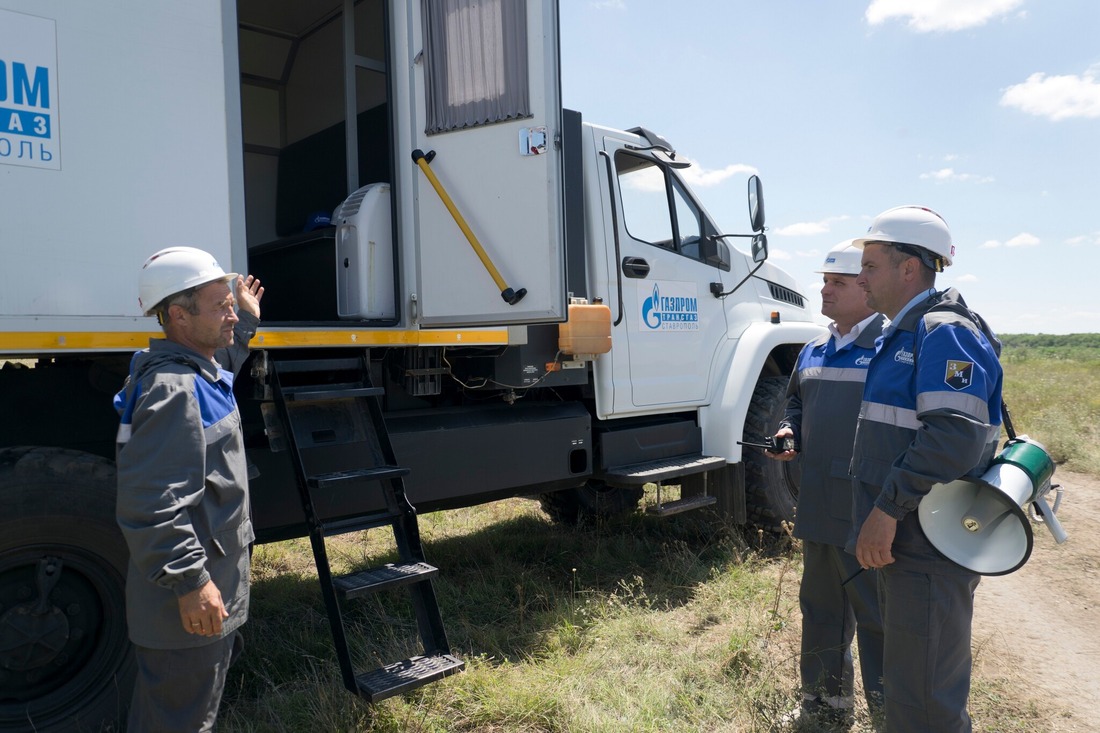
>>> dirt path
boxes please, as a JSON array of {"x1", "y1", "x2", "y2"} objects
[{"x1": 971, "y1": 468, "x2": 1100, "y2": 731}]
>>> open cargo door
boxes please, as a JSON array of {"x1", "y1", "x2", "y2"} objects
[{"x1": 392, "y1": 0, "x2": 565, "y2": 327}]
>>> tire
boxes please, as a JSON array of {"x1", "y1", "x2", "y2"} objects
[
  {"x1": 538, "y1": 480, "x2": 644, "y2": 526},
  {"x1": 0, "y1": 447, "x2": 134, "y2": 732},
  {"x1": 742, "y1": 376, "x2": 801, "y2": 533}
]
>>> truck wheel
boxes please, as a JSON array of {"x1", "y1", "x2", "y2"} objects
[
  {"x1": 538, "y1": 481, "x2": 644, "y2": 526},
  {"x1": 0, "y1": 448, "x2": 133, "y2": 732},
  {"x1": 742, "y1": 376, "x2": 800, "y2": 533}
]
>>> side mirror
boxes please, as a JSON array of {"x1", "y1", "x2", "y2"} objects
[
  {"x1": 751, "y1": 233, "x2": 768, "y2": 263},
  {"x1": 748, "y1": 175, "x2": 765, "y2": 233}
]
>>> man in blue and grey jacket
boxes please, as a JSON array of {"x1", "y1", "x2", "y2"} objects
[
  {"x1": 850, "y1": 206, "x2": 1003, "y2": 733},
  {"x1": 768, "y1": 241, "x2": 885, "y2": 726},
  {"x1": 115, "y1": 246, "x2": 263, "y2": 732}
]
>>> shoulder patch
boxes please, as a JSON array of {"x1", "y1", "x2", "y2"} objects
[{"x1": 945, "y1": 360, "x2": 974, "y2": 390}]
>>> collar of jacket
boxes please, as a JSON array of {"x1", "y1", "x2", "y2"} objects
[
  {"x1": 148, "y1": 338, "x2": 224, "y2": 383},
  {"x1": 853, "y1": 313, "x2": 886, "y2": 348},
  {"x1": 892, "y1": 288, "x2": 954, "y2": 333}
]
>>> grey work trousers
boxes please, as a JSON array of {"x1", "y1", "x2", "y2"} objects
[
  {"x1": 127, "y1": 631, "x2": 243, "y2": 733},
  {"x1": 880, "y1": 566, "x2": 980, "y2": 733},
  {"x1": 800, "y1": 540, "x2": 885, "y2": 713}
]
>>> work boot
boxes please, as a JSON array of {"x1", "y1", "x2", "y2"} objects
[{"x1": 781, "y1": 696, "x2": 854, "y2": 731}]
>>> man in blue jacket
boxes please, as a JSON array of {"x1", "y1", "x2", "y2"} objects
[
  {"x1": 769, "y1": 241, "x2": 885, "y2": 726},
  {"x1": 115, "y1": 246, "x2": 263, "y2": 732},
  {"x1": 849, "y1": 206, "x2": 1003, "y2": 733}
]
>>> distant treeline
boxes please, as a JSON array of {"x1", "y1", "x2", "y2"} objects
[{"x1": 998, "y1": 333, "x2": 1100, "y2": 361}]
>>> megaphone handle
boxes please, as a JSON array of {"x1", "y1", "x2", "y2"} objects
[
  {"x1": 1032, "y1": 494, "x2": 1068, "y2": 544},
  {"x1": 1001, "y1": 400, "x2": 1017, "y2": 441},
  {"x1": 1049, "y1": 484, "x2": 1063, "y2": 514}
]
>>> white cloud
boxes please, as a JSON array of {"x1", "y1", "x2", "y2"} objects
[
  {"x1": 1065, "y1": 232, "x2": 1100, "y2": 246},
  {"x1": 774, "y1": 215, "x2": 852, "y2": 237},
  {"x1": 591, "y1": 0, "x2": 625, "y2": 10},
  {"x1": 980, "y1": 240, "x2": 1002, "y2": 249},
  {"x1": 921, "y1": 168, "x2": 955, "y2": 181},
  {"x1": 1005, "y1": 232, "x2": 1040, "y2": 247},
  {"x1": 865, "y1": 0, "x2": 1024, "y2": 32},
  {"x1": 679, "y1": 160, "x2": 758, "y2": 188},
  {"x1": 955, "y1": 273, "x2": 979, "y2": 283},
  {"x1": 1000, "y1": 67, "x2": 1100, "y2": 121},
  {"x1": 919, "y1": 167, "x2": 995, "y2": 183}
]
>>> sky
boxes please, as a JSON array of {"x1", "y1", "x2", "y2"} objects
[{"x1": 558, "y1": 0, "x2": 1100, "y2": 335}]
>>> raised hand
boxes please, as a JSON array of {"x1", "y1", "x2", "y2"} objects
[{"x1": 235, "y1": 274, "x2": 264, "y2": 319}]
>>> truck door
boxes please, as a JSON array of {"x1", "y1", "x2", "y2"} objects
[
  {"x1": 394, "y1": 0, "x2": 565, "y2": 327},
  {"x1": 599, "y1": 138, "x2": 733, "y2": 413}
]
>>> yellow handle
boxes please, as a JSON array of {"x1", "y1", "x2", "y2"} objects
[{"x1": 413, "y1": 152, "x2": 508, "y2": 292}]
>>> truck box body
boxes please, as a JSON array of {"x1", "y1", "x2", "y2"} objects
[
  {"x1": 0, "y1": 1, "x2": 245, "y2": 338},
  {"x1": 0, "y1": 0, "x2": 565, "y2": 344}
]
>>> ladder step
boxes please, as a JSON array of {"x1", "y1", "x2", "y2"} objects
[
  {"x1": 333, "y1": 561, "x2": 438, "y2": 601},
  {"x1": 282, "y1": 386, "x2": 384, "y2": 402},
  {"x1": 646, "y1": 494, "x2": 718, "y2": 517},
  {"x1": 601, "y1": 455, "x2": 726, "y2": 486},
  {"x1": 308, "y1": 466, "x2": 410, "y2": 490},
  {"x1": 273, "y1": 357, "x2": 364, "y2": 374},
  {"x1": 321, "y1": 510, "x2": 402, "y2": 536},
  {"x1": 355, "y1": 653, "x2": 465, "y2": 703}
]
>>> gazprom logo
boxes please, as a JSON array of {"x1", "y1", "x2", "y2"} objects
[
  {"x1": 0, "y1": 60, "x2": 50, "y2": 110},
  {"x1": 640, "y1": 282, "x2": 699, "y2": 331},
  {"x1": 0, "y1": 9, "x2": 61, "y2": 170}
]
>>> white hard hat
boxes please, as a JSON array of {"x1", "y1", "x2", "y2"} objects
[
  {"x1": 816, "y1": 239, "x2": 862, "y2": 276},
  {"x1": 138, "y1": 247, "x2": 237, "y2": 315},
  {"x1": 852, "y1": 205, "x2": 954, "y2": 270}
]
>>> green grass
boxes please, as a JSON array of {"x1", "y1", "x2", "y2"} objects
[
  {"x1": 221, "y1": 501, "x2": 815, "y2": 733},
  {"x1": 221, "y1": 503, "x2": 1056, "y2": 732},
  {"x1": 999, "y1": 334, "x2": 1100, "y2": 474},
  {"x1": 217, "y1": 335, "x2": 1093, "y2": 732}
]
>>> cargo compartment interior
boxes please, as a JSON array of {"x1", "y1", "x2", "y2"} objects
[{"x1": 236, "y1": 0, "x2": 392, "y2": 323}]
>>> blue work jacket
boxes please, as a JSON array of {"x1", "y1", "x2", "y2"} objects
[{"x1": 848, "y1": 288, "x2": 1003, "y2": 571}]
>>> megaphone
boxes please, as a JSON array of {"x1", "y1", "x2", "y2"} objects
[{"x1": 919, "y1": 437, "x2": 1067, "y2": 575}]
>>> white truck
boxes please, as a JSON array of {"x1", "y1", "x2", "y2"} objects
[{"x1": 0, "y1": 0, "x2": 822, "y2": 729}]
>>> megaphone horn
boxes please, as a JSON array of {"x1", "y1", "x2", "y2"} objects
[{"x1": 919, "y1": 438, "x2": 1066, "y2": 576}]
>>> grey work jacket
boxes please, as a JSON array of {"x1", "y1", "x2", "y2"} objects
[
  {"x1": 114, "y1": 313, "x2": 258, "y2": 649},
  {"x1": 781, "y1": 315, "x2": 884, "y2": 547}
]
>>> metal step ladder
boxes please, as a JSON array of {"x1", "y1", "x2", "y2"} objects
[{"x1": 267, "y1": 354, "x2": 463, "y2": 703}]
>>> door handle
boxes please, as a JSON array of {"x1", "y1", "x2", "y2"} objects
[{"x1": 621, "y1": 257, "x2": 650, "y2": 279}]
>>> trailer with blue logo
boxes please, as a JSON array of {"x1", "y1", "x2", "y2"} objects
[{"x1": 0, "y1": 0, "x2": 822, "y2": 729}]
